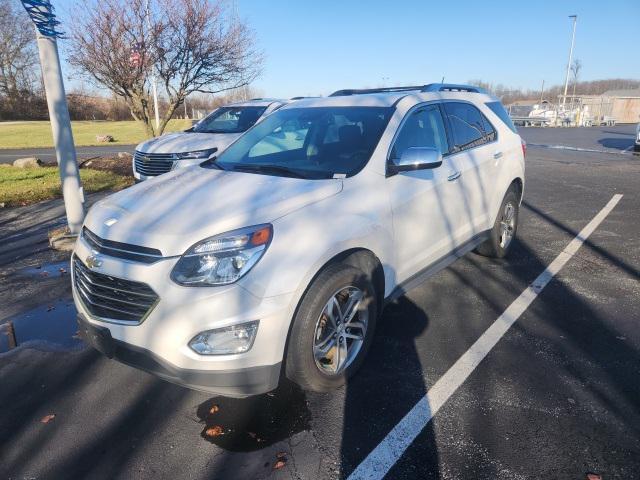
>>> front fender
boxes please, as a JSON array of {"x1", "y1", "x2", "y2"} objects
[{"x1": 238, "y1": 192, "x2": 395, "y2": 305}]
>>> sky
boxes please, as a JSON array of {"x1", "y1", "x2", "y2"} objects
[{"x1": 51, "y1": 0, "x2": 640, "y2": 98}]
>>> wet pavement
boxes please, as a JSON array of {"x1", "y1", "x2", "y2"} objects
[
  {"x1": 518, "y1": 123, "x2": 638, "y2": 155},
  {"x1": 0, "y1": 298, "x2": 81, "y2": 354}
]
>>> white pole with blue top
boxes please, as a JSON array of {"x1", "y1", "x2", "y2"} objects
[{"x1": 21, "y1": 0, "x2": 85, "y2": 235}]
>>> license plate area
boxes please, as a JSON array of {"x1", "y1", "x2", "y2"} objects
[{"x1": 77, "y1": 315, "x2": 115, "y2": 357}]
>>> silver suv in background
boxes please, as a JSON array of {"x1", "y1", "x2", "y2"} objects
[{"x1": 132, "y1": 99, "x2": 286, "y2": 181}]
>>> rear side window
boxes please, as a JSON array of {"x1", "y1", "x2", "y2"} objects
[
  {"x1": 486, "y1": 101, "x2": 518, "y2": 133},
  {"x1": 390, "y1": 105, "x2": 449, "y2": 159},
  {"x1": 443, "y1": 102, "x2": 495, "y2": 152}
]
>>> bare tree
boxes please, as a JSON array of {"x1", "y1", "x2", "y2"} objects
[
  {"x1": 570, "y1": 59, "x2": 582, "y2": 99},
  {"x1": 68, "y1": 0, "x2": 262, "y2": 137},
  {"x1": 0, "y1": 0, "x2": 38, "y2": 95}
]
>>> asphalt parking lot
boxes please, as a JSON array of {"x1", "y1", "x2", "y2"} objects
[{"x1": 1, "y1": 126, "x2": 639, "y2": 479}]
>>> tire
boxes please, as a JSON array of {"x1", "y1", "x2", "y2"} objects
[
  {"x1": 285, "y1": 263, "x2": 377, "y2": 392},
  {"x1": 475, "y1": 186, "x2": 520, "y2": 258}
]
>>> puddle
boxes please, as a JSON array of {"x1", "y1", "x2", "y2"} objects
[
  {"x1": 197, "y1": 379, "x2": 311, "y2": 452},
  {"x1": 17, "y1": 261, "x2": 70, "y2": 278},
  {"x1": 0, "y1": 298, "x2": 82, "y2": 353}
]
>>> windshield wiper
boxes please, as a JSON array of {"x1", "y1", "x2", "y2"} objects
[
  {"x1": 231, "y1": 164, "x2": 308, "y2": 179},
  {"x1": 195, "y1": 129, "x2": 238, "y2": 134},
  {"x1": 200, "y1": 157, "x2": 225, "y2": 170}
]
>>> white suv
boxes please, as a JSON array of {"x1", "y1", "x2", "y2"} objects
[
  {"x1": 132, "y1": 99, "x2": 286, "y2": 181},
  {"x1": 74, "y1": 84, "x2": 525, "y2": 397}
]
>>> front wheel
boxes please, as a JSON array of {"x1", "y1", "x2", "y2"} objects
[
  {"x1": 475, "y1": 186, "x2": 520, "y2": 258},
  {"x1": 285, "y1": 264, "x2": 377, "y2": 392}
]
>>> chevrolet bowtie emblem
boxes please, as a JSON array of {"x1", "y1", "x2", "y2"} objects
[{"x1": 85, "y1": 254, "x2": 103, "y2": 269}]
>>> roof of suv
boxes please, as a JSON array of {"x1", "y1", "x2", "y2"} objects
[{"x1": 280, "y1": 84, "x2": 498, "y2": 109}]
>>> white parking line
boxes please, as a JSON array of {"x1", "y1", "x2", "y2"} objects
[{"x1": 348, "y1": 194, "x2": 623, "y2": 480}]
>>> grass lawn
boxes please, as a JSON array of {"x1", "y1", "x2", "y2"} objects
[
  {"x1": 0, "y1": 165, "x2": 133, "y2": 207},
  {"x1": 0, "y1": 119, "x2": 192, "y2": 149}
]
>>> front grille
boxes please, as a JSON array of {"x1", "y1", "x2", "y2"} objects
[
  {"x1": 73, "y1": 255, "x2": 159, "y2": 323},
  {"x1": 82, "y1": 227, "x2": 163, "y2": 264},
  {"x1": 134, "y1": 151, "x2": 176, "y2": 177}
]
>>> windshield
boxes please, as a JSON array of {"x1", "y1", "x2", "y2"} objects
[
  {"x1": 192, "y1": 106, "x2": 268, "y2": 134},
  {"x1": 209, "y1": 107, "x2": 394, "y2": 179}
]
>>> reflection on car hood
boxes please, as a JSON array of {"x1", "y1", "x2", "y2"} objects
[
  {"x1": 83, "y1": 167, "x2": 343, "y2": 256},
  {"x1": 135, "y1": 132, "x2": 243, "y2": 154}
]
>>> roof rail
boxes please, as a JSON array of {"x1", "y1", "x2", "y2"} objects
[
  {"x1": 329, "y1": 83, "x2": 487, "y2": 97},
  {"x1": 329, "y1": 86, "x2": 424, "y2": 97},
  {"x1": 421, "y1": 83, "x2": 487, "y2": 93}
]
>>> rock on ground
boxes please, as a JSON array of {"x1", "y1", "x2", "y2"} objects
[{"x1": 12, "y1": 157, "x2": 42, "y2": 168}]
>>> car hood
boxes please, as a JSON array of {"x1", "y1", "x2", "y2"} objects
[
  {"x1": 83, "y1": 167, "x2": 343, "y2": 256},
  {"x1": 136, "y1": 131, "x2": 243, "y2": 154}
]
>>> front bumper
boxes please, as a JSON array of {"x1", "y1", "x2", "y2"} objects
[
  {"x1": 72, "y1": 236, "x2": 295, "y2": 397},
  {"x1": 78, "y1": 314, "x2": 281, "y2": 397}
]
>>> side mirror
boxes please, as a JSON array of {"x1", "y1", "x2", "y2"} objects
[{"x1": 388, "y1": 147, "x2": 443, "y2": 175}]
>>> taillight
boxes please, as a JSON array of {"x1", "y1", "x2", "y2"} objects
[{"x1": 521, "y1": 140, "x2": 527, "y2": 158}]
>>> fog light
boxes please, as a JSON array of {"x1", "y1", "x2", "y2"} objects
[{"x1": 189, "y1": 321, "x2": 259, "y2": 355}]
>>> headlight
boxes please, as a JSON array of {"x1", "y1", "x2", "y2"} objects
[
  {"x1": 171, "y1": 224, "x2": 272, "y2": 286},
  {"x1": 175, "y1": 148, "x2": 217, "y2": 160},
  {"x1": 189, "y1": 321, "x2": 259, "y2": 355}
]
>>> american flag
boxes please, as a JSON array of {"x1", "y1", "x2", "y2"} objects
[{"x1": 129, "y1": 42, "x2": 144, "y2": 67}]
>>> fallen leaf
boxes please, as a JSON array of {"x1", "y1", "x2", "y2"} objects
[
  {"x1": 41, "y1": 414, "x2": 56, "y2": 424},
  {"x1": 205, "y1": 425, "x2": 224, "y2": 437},
  {"x1": 209, "y1": 404, "x2": 220, "y2": 414},
  {"x1": 273, "y1": 460, "x2": 286, "y2": 470}
]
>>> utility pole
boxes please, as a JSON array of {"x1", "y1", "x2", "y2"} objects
[
  {"x1": 539, "y1": 79, "x2": 545, "y2": 105},
  {"x1": 21, "y1": 0, "x2": 84, "y2": 234},
  {"x1": 562, "y1": 15, "x2": 577, "y2": 109},
  {"x1": 145, "y1": 0, "x2": 160, "y2": 132}
]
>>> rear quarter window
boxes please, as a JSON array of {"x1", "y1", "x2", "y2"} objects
[
  {"x1": 443, "y1": 102, "x2": 494, "y2": 152},
  {"x1": 486, "y1": 101, "x2": 518, "y2": 133}
]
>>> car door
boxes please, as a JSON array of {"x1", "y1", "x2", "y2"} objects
[
  {"x1": 386, "y1": 103, "x2": 469, "y2": 283},
  {"x1": 442, "y1": 101, "x2": 498, "y2": 236}
]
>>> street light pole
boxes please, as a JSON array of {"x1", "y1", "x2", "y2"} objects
[
  {"x1": 562, "y1": 15, "x2": 577, "y2": 109},
  {"x1": 21, "y1": 1, "x2": 84, "y2": 234},
  {"x1": 145, "y1": 0, "x2": 160, "y2": 132}
]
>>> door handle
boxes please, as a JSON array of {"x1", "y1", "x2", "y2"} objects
[
  {"x1": 447, "y1": 171, "x2": 461, "y2": 181},
  {"x1": 493, "y1": 151, "x2": 503, "y2": 159}
]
